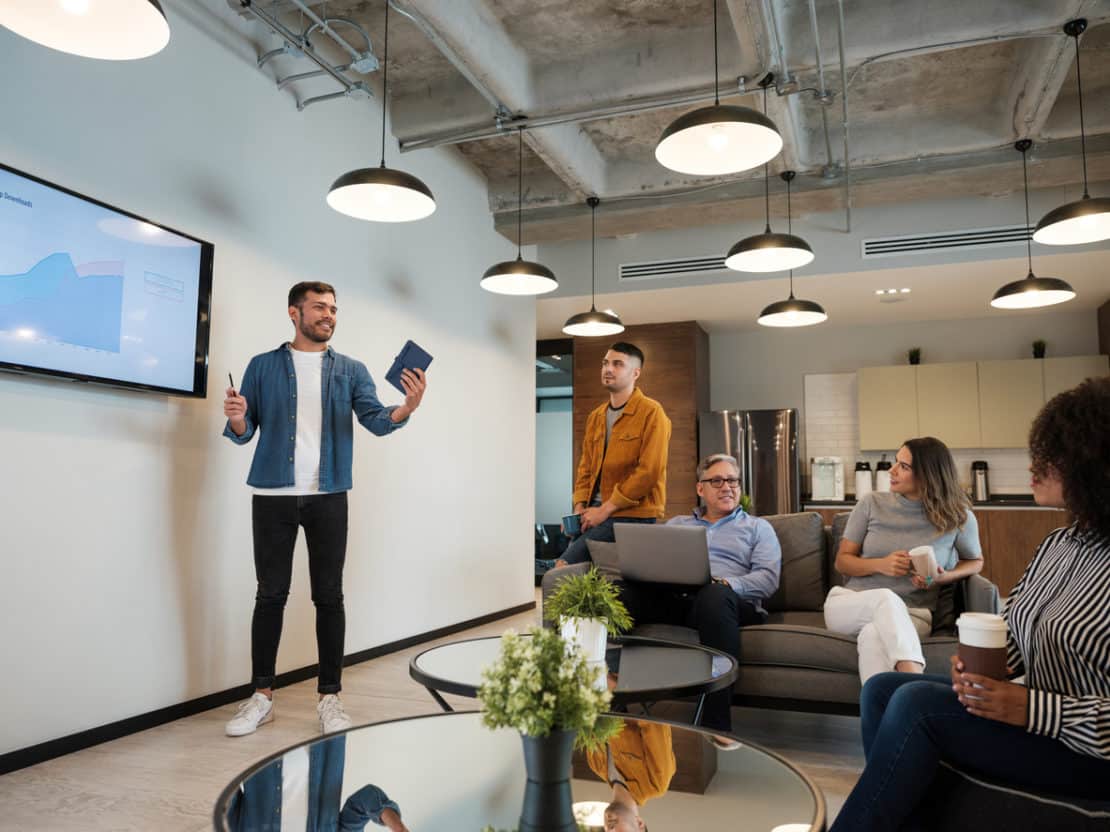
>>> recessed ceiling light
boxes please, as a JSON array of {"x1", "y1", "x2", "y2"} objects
[
  {"x1": 900, "y1": 288, "x2": 911, "y2": 294},
  {"x1": 874, "y1": 290, "x2": 884, "y2": 295}
]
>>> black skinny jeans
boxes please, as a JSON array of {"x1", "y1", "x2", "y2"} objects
[
  {"x1": 251, "y1": 492, "x2": 348, "y2": 694},
  {"x1": 616, "y1": 580, "x2": 764, "y2": 731}
]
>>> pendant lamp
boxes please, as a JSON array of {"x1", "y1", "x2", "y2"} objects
[
  {"x1": 563, "y1": 198, "x2": 624, "y2": 337},
  {"x1": 654, "y1": 0, "x2": 781, "y2": 176},
  {"x1": 757, "y1": 171, "x2": 826, "y2": 327},
  {"x1": 0, "y1": 0, "x2": 169, "y2": 60},
  {"x1": 327, "y1": 0, "x2": 436, "y2": 222},
  {"x1": 726, "y1": 99, "x2": 815, "y2": 274},
  {"x1": 1032, "y1": 19, "x2": 1110, "y2": 246},
  {"x1": 480, "y1": 129, "x2": 558, "y2": 295},
  {"x1": 991, "y1": 140, "x2": 1076, "y2": 310}
]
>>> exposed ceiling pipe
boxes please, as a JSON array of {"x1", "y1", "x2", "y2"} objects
[
  {"x1": 835, "y1": 0, "x2": 852, "y2": 233},
  {"x1": 807, "y1": 0, "x2": 835, "y2": 175},
  {"x1": 398, "y1": 78, "x2": 765, "y2": 152},
  {"x1": 240, "y1": 0, "x2": 359, "y2": 96},
  {"x1": 287, "y1": 0, "x2": 368, "y2": 65}
]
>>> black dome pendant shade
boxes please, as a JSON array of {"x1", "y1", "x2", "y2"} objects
[
  {"x1": 757, "y1": 171, "x2": 826, "y2": 327},
  {"x1": 726, "y1": 101, "x2": 815, "y2": 275},
  {"x1": 480, "y1": 129, "x2": 558, "y2": 295},
  {"x1": 1033, "y1": 20, "x2": 1110, "y2": 246},
  {"x1": 654, "y1": 0, "x2": 781, "y2": 176},
  {"x1": 992, "y1": 140, "x2": 1076, "y2": 310},
  {"x1": 327, "y1": 0, "x2": 436, "y2": 222},
  {"x1": 563, "y1": 198, "x2": 624, "y2": 336}
]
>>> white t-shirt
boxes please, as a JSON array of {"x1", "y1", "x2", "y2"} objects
[
  {"x1": 280, "y1": 746, "x2": 310, "y2": 832},
  {"x1": 254, "y1": 348, "x2": 325, "y2": 496}
]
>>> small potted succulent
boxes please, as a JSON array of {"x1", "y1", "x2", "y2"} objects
[
  {"x1": 544, "y1": 567, "x2": 633, "y2": 664},
  {"x1": 1033, "y1": 339, "x2": 1047, "y2": 359},
  {"x1": 908, "y1": 347, "x2": 922, "y2": 366}
]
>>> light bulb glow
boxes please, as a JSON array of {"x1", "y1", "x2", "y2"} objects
[{"x1": 2, "y1": 0, "x2": 170, "y2": 60}]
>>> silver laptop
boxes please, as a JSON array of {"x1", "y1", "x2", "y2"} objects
[{"x1": 613, "y1": 524, "x2": 712, "y2": 585}]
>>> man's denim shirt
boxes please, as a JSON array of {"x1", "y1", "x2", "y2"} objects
[{"x1": 223, "y1": 343, "x2": 406, "y2": 492}]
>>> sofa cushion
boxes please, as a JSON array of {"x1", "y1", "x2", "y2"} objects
[
  {"x1": 585, "y1": 539, "x2": 622, "y2": 581},
  {"x1": 739, "y1": 624, "x2": 860, "y2": 674},
  {"x1": 762, "y1": 512, "x2": 827, "y2": 613}
]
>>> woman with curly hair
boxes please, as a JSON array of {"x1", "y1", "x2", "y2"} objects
[
  {"x1": 825, "y1": 437, "x2": 983, "y2": 682},
  {"x1": 830, "y1": 377, "x2": 1110, "y2": 831}
]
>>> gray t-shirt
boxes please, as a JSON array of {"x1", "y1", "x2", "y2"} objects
[
  {"x1": 590, "y1": 404, "x2": 626, "y2": 507},
  {"x1": 841, "y1": 491, "x2": 982, "y2": 610}
]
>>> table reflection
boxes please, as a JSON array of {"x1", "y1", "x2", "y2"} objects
[{"x1": 214, "y1": 712, "x2": 824, "y2": 832}]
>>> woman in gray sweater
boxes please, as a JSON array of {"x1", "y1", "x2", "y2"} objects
[{"x1": 824, "y1": 437, "x2": 983, "y2": 682}]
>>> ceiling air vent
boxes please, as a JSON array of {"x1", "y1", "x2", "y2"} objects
[
  {"x1": 619, "y1": 255, "x2": 727, "y2": 282},
  {"x1": 862, "y1": 224, "x2": 1031, "y2": 259}
]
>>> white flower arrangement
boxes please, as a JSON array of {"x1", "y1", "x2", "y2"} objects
[{"x1": 478, "y1": 626, "x2": 611, "y2": 740}]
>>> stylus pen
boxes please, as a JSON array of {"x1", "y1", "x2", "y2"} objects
[{"x1": 228, "y1": 372, "x2": 235, "y2": 391}]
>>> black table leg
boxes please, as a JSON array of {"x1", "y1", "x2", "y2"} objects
[
  {"x1": 692, "y1": 693, "x2": 706, "y2": 726},
  {"x1": 426, "y1": 687, "x2": 454, "y2": 712}
]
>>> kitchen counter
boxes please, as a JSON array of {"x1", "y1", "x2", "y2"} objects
[{"x1": 802, "y1": 494, "x2": 1046, "y2": 509}]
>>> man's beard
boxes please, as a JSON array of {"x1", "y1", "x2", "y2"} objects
[{"x1": 298, "y1": 317, "x2": 334, "y2": 343}]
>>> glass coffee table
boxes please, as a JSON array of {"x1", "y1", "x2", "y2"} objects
[
  {"x1": 213, "y1": 711, "x2": 826, "y2": 831},
  {"x1": 409, "y1": 634, "x2": 738, "y2": 726}
]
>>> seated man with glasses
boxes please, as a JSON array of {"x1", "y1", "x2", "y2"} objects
[{"x1": 616, "y1": 453, "x2": 782, "y2": 736}]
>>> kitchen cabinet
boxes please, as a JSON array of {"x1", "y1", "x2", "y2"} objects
[
  {"x1": 916, "y1": 362, "x2": 981, "y2": 448},
  {"x1": 974, "y1": 507, "x2": 1070, "y2": 596},
  {"x1": 978, "y1": 360, "x2": 1044, "y2": 448},
  {"x1": 1043, "y1": 355, "x2": 1109, "y2": 400},
  {"x1": 858, "y1": 366, "x2": 918, "y2": 450}
]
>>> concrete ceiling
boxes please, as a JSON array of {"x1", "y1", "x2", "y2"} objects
[{"x1": 236, "y1": 0, "x2": 1110, "y2": 244}]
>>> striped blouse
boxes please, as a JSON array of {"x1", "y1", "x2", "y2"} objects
[{"x1": 1005, "y1": 524, "x2": 1110, "y2": 760}]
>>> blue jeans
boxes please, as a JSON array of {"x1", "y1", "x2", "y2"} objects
[
  {"x1": 830, "y1": 673, "x2": 1110, "y2": 832},
  {"x1": 560, "y1": 516, "x2": 655, "y2": 565}
]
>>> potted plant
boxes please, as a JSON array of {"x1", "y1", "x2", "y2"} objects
[
  {"x1": 1033, "y1": 339, "x2": 1047, "y2": 359},
  {"x1": 544, "y1": 567, "x2": 633, "y2": 664},
  {"x1": 908, "y1": 347, "x2": 922, "y2": 365},
  {"x1": 479, "y1": 627, "x2": 613, "y2": 832}
]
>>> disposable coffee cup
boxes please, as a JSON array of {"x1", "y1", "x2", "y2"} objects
[
  {"x1": 561, "y1": 513, "x2": 582, "y2": 537},
  {"x1": 909, "y1": 545, "x2": 939, "y2": 583},
  {"x1": 957, "y1": 613, "x2": 1008, "y2": 680}
]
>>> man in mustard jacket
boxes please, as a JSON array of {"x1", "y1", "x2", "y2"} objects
[{"x1": 558, "y1": 342, "x2": 672, "y2": 566}]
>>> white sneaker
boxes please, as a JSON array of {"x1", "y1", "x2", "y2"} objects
[
  {"x1": 317, "y1": 694, "x2": 352, "y2": 734},
  {"x1": 225, "y1": 692, "x2": 274, "y2": 737}
]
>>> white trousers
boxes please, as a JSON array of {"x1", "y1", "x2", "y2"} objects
[{"x1": 823, "y1": 586, "x2": 932, "y2": 683}]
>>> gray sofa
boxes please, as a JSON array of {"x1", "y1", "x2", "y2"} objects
[{"x1": 541, "y1": 510, "x2": 1002, "y2": 712}]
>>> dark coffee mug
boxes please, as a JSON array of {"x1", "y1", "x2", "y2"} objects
[{"x1": 561, "y1": 513, "x2": 582, "y2": 537}]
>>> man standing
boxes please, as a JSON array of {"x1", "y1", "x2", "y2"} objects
[
  {"x1": 222, "y1": 282, "x2": 426, "y2": 736},
  {"x1": 558, "y1": 342, "x2": 671, "y2": 567},
  {"x1": 619, "y1": 453, "x2": 781, "y2": 736}
]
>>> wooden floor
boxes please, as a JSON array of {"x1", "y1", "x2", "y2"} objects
[{"x1": 0, "y1": 594, "x2": 863, "y2": 830}]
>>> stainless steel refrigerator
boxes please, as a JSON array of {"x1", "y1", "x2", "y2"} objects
[{"x1": 698, "y1": 410, "x2": 800, "y2": 516}]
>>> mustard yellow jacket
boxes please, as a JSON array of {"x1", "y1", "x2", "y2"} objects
[
  {"x1": 586, "y1": 722, "x2": 676, "y2": 804},
  {"x1": 573, "y1": 387, "x2": 671, "y2": 519}
]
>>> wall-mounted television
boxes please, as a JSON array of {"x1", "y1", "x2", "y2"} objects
[{"x1": 0, "y1": 162, "x2": 214, "y2": 397}]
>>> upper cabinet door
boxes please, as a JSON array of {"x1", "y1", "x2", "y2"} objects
[
  {"x1": 858, "y1": 365, "x2": 918, "y2": 450},
  {"x1": 978, "y1": 359, "x2": 1044, "y2": 448},
  {"x1": 1043, "y1": 355, "x2": 1109, "y2": 401},
  {"x1": 916, "y1": 362, "x2": 981, "y2": 448}
]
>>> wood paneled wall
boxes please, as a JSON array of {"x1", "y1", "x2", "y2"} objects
[{"x1": 572, "y1": 321, "x2": 710, "y2": 521}]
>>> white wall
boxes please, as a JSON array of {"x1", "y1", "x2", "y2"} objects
[
  {"x1": 535, "y1": 411, "x2": 572, "y2": 525},
  {"x1": 710, "y1": 307, "x2": 1099, "y2": 413},
  {"x1": 0, "y1": 3, "x2": 535, "y2": 754}
]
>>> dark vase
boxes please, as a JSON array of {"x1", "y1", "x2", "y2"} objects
[{"x1": 519, "y1": 729, "x2": 577, "y2": 832}]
